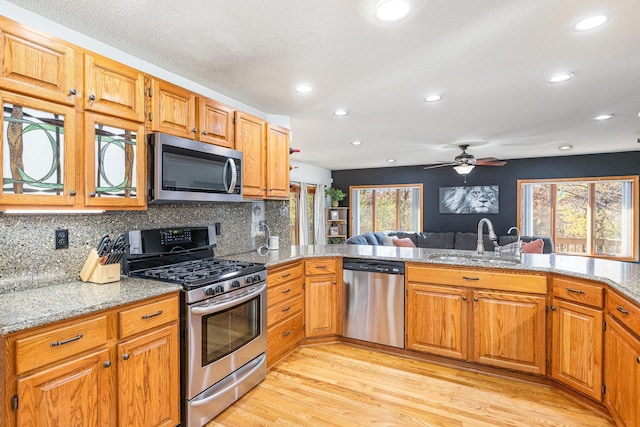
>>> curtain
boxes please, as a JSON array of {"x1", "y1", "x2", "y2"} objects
[
  {"x1": 314, "y1": 184, "x2": 326, "y2": 244},
  {"x1": 298, "y1": 183, "x2": 309, "y2": 245}
]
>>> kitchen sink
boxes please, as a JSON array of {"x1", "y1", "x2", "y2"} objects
[{"x1": 429, "y1": 255, "x2": 521, "y2": 265}]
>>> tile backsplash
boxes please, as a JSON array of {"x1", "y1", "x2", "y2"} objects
[{"x1": 0, "y1": 200, "x2": 290, "y2": 293}]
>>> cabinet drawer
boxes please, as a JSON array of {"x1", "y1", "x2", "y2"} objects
[
  {"x1": 119, "y1": 296, "x2": 179, "y2": 339},
  {"x1": 15, "y1": 315, "x2": 108, "y2": 374},
  {"x1": 305, "y1": 258, "x2": 338, "y2": 276},
  {"x1": 407, "y1": 264, "x2": 547, "y2": 294},
  {"x1": 267, "y1": 312, "x2": 304, "y2": 365},
  {"x1": 607, "y1": 290, "x2": 640, "y2": 335},
  {"x1": 553, "y1": 277, "x2": 604, "y2": 308},
  {"x1": 268, "y1": 278, "x2": 303, "y2": 308},
  {"x1": 268, "y1": 261, "x2": 303, "y2": 288},
  {"x1": 268, "y1": 294, "x2": 303, "y2": 327}
]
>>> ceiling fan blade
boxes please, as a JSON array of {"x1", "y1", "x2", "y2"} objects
[
  {"x1": 476, "y1": 157, "x2": 507, "y2": 167},
  {"x1": 423, "y1": 162, "x2": 456, "y2": 170}
]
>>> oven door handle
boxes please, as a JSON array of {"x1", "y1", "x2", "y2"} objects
[
  {"x1": 190, "y1": 283, "x2": 266, "y2": 315},
  {"x1": 189, "y1": 352, "x2": 266, "y2": 408}
]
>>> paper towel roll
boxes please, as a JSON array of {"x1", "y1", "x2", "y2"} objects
[{"x1": 268, "y1": 236, "x2": 279, "y2": 250}]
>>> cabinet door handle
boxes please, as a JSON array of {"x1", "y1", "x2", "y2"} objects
[
  {"x1": 281, "y1": 288, "x2": 291, "y2": 294},
  {"x1": 103, "y1": 361, "x2": 112, "y2": 368},
  {"x1": 68, "y1": 88, "x2": 77, "y2": 96},
  {"x1": 281, "y1": 330, "x2": 292, "y2": 337},
  {"x1": 69, "y1": 190, "x2": 76, "y2": 196},
  {"x1": 463, "y1": 276, "x2": 480, "y2": 281},
  {"x1": 50, "y1": 333, "x2": 83, "y2": 347},
  {"x1": 617, "y1": 306, "x2": 630, "y2": 315},
  {"x1": 89, "y1": 192, "x2": 96, "y2": 197},
  {"x1": 315, "y1": 265, "x2": 328, "y2": 269},
  {"x1": 550, "y1": 306, "x2": 557, "y2": 311},
  {"x1": 88, "y1": 94, "x2": 96, "y2": 101},
  {"x1": 202, "y1": 131, "x2": 208, "y2": 135},
  {"x1": 637, "y1": 356, "x2": 640, "y2": 364},
  {"x1": 123, "y1": 353, "x2": 130, "y2": 360},
  {"x1": 141, "y1": 310, "x2": 163, "y2": 319},
  {"x1": 282, "y1": 306, "x2": 291, "y2": 312},
  {"x1": 191, "y1": 128, "x2": 197, "y2": 133},
  {"x1": 566, "y1": 288, "x2": 586, "y2": 295},
  {"x1": 282, "y1": 273, "x2": 291, "y2": 278},
  {"x1": 473, "y1": 297, "x2": 479, "y2": 302},
  {"x1": 462, "y1": 296, "x2": 467, "y2": 301}
]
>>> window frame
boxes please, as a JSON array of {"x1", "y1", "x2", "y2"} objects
[
  {"x1": 349, "y1": 183, "x2": 423, "y2": 236},
  {"x1": 517, "y1": 175, "x2": 639, "y2": 261}
]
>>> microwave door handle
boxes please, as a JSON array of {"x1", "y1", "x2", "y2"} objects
[{"x1": 223, "y1": 158, "x2": 237, "y2": 194}]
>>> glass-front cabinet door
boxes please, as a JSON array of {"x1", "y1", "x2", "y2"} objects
[
  {"x1": 84, "y1": 113, "x2": 146, "y2": 208},
  {"x1": 0, "y1": 91, "x2": 76, "y2": 206}
]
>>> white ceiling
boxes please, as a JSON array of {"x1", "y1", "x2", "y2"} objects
[{"x1": 5, "y1": 0, "x2": 640, "y2": 170}]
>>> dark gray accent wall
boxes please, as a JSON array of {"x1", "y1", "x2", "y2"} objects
[{"x1": 332, "y1": 150, "x2": 640, "y2": 250}]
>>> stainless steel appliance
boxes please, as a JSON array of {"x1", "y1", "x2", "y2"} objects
[
  {"x1": 148, "y1": 133, "x2": 243, "y2": 203},
  {"x1": 123, "y1": 226, "x2": 266, "y2": 427},
  {"x1": 342, "y1": 258, "x2": 405, "y2": 348}
]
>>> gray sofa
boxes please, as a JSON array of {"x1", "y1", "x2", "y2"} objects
[{"x1": 345, "y1": 231, "x2": 554, "y2": 254}]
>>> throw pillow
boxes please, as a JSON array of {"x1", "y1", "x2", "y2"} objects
[
  {"x1": 393, "y1": 238, "x2": 416, "y2": 248},
  {"x1": 382, "y1": 235, "x2": 398, "y2": 246},
  {"x1": 522, "y1": 239, "x2": 544, "y2": 254}
]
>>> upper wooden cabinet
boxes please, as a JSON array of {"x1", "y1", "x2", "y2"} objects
[
  {"x1": 0, "y1": 17, "x2": 78, "y2": 106},
  {"x1": 235, "y1": 111, "x2": 266, "y2": 198},
  {"x1": 266, "y1": 123, "x2": 290, "y2": 199},
  {"x1": 84, "y1": 52, "x2": 145, "y2": 122},
  {"x1": 148, "y1": 78, "x2": 197, "y2": 139},
  {"x1": 197, "y1": 97, "x2": 235, "y2": 148}
]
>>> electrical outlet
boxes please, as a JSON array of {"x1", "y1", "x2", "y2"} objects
[
  {"x1": 55, "y1": 229, "x2": 69, "y2": 249},
  {"x1": 258, "y1": 220, "x2": 267, "y2": 230}
]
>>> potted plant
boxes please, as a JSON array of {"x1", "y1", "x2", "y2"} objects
[
  {"x1": 325, "y1": 187, "x2": 346, "y2": 207},
  {"x1": 328, "y1": 237, "x2": 343, "y2": 244}
]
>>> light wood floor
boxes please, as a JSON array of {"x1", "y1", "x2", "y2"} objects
[{"x1": 208, "y1": 343, "x2": 615, "y2": 427}]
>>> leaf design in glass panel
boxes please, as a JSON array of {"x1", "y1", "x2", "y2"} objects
[
  {"x1": 94, "y1": 123, "x2": 136, "y2": 198},
  {"x1": 3, "y1": 103, "x2": 65, "y2": 195}
]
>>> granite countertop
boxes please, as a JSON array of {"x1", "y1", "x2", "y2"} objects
[
  {"x1": 222, "y1": 244, "x2": 640, "y2": 304},
  {"x1": 0, "y1": 277, "x2": 182, "y2": 335}
]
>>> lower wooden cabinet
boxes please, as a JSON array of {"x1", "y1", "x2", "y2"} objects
[
  {"x1": 304, "y1": 258, "x2": 341, "y2": 338},
  {"x1": 3, "y1": 293, "x2": 180, "y2": 427}
]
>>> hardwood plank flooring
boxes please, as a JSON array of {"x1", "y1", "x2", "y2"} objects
[{"x1": 207, "y1": 343, "x2": 614, "y2": 427}]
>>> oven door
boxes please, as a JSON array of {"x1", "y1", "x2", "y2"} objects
[{"x1": 186, "y1": 282, "x2": 267, "y2": 400}]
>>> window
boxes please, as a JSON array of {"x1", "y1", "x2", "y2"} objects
[
  {"x1": 518, "y1": 176, "x2": 638, "y2": 261},
  {"x1": 289, "y1": 183, "x2": 316, "y2": 245},
  {"x1": 350, "y1": 184, "x2": 423, "y2": 235}
]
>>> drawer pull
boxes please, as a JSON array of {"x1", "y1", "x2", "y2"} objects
[
  {"x1": 141, "y1": 310, "x2": 163, "y2": 320},
  {"x1": 637, "y1": 356, "x2": 640, "y2": 364},
  {"x1": 281, "y1": 330, "x2": 292, "y2": 337},
  {"x1": 50, "y1": 334, "x2": 83, "y2": 348},
  {"x1": 315, "y1": 265, "x2": 328, "y2": 269},
  {"x1": 617, "y1": 306, "x2": 630, "y2": 315},
  {"x1": 282, "y1": 306, "x2": 292, "y2": 312},
  {"x1": 281, "y1": 288, "x2": 291, "y2": 294},
  {"x1": 463, "y1": 276, "x2": 480, "y2": 281},
  {"x1": 282, "y1": 273, "x2": 291, "y2": 278},
  {"x1": 566, "y1": 288, "x2": 586, "y2": 295}
]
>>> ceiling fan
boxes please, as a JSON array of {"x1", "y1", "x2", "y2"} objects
[{"x1": 423, "y1": 144, "x2": 507, "y2": 175}]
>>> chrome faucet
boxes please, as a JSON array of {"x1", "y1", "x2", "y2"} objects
[
  {"x1": 507, "y1": 226, "x2": 521, "y2": 257},
  {"x1": 477, "y1": 218, "x2": 498, "y2": 255}
]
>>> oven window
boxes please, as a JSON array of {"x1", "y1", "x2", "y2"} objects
[{"x1": 201, "y1": 296, "x2": 261, "y2": 365}]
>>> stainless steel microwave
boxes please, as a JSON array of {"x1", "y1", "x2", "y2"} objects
[{"x1": 148, "y1": 133, "x2": 243, "y2": 203}]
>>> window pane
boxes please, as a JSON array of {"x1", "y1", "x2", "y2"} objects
[
  {"x1": 375, "y1": 188, "x2": 397, "y2": 231},
  {"x1": 531, "y1": 184, "x2": 552, "y2": 236},
  {"x1": 357, "y1": 189, "x2": 373, "y2": 234},
  {"x1": 555, "y1": 183, "x2": 588, "y2": 254},
  {"x1": 398, "y1": 188, "x2": 415, "y2": 231},
  {"x1": 307, "y1": 189, "x2": 315, "y2": 245},
  {"x1": 289, "y1": 189, "x2": 298, "y2": 245},
  {"x1": 594, "y1": 181, "x2": 628, "y2": 256}
]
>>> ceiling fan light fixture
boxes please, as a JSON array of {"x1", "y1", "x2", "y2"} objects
[
  {"x1": 453, "y1": 164, "x2": 475, "y2": 175},
  {"x1": 375, "y1": 0, "x2": 411, "y2": 22}
]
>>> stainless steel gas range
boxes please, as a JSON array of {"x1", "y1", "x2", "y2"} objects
[{"x1": 123, "y1": 226, "x2": 267, "y2": 427}]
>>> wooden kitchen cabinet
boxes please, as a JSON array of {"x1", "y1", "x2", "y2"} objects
[
  {"x1": 234, "y1": 110, "x2": 266, "y2": 198},
  {"x1": 305, "y1": 258, "x2": 341, "y2": 338},
  {"x1": 406, "y1": 283, "x2": 469, "y2": 360},
  {"x1": 267, "y1": 261, "x2": 304, "y2": 366},
  {"x1": 197, "y1": 97, "x2": 235, "y2": 148},
  {"x1": 148, "y1": 77, "x2": 197, "y2": 139},
  {"x1": 84, "y1": 52, "x2": 145, "y2": 122},
  {"x1": 2, "y1": 293, "x2": 180, "y2": 427},
  {"x1": 0, "y1": 16, "x2": 79, "y2": 106},
  {"x1": 265, "y1": 123, "x2": 290, "y2": 199},
  {"x1": 550, "y1": 276, "x2": 604, "y2": 401},
  {"x1": 405, "y1": 263, "x2": 547, "y2": 375}
]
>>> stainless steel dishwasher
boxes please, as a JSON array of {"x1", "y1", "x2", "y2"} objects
[{"x1": 343, "y1": 258, "x2": 405, "y2": 348}]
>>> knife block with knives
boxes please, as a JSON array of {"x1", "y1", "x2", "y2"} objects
[{"x1": 80, "y1": 249, "x2": 121, "y2": 284}]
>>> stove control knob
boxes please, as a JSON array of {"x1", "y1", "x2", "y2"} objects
[
  {"x1": 252, "y1": 274, "x2": 262, "y2": 282},
  {"x1": 215, "y1": 285, "x2": 225, "y2": 294},
  {"x1": 231, "y1": 280, "x2": 241, "y2": 289},
  {"x1": 204, "y1": 287, "x2": 216, "y2": 296},
  {"x1": 245, "y1": 276, "x2": 254, "y2": 284}
]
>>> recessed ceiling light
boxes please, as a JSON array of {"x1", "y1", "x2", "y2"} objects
[
  {"x1": 333, "y1": 109, "x2": 349, "y2": 116},
  {"x1": 387, "y1": 158, "x2": 396, "y2": 163},
  {"x1": 351, "y1": 141, "x2": 362, "y2": 146},
  {"x1": 559, "y1": 145, "x2": 573, "y2": 150},
  {"x1": 424, "y1": 95, "x2": 443, "y2": 102},
  {"x1": 295, "y1": 84, "x2": 313, "y2": 94},
  {"x1": 375, "y1": 0, "x2": 411, "y2": 22},
  {"x1": 547, "y1": 72, "x2": 574, "y2": 83},
  {"x1": 593, "y1": 114, "x2": 614, "y2": 120},
  {"x1": 573, "y1": 14, "x2": 610, "y2": 31}
]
